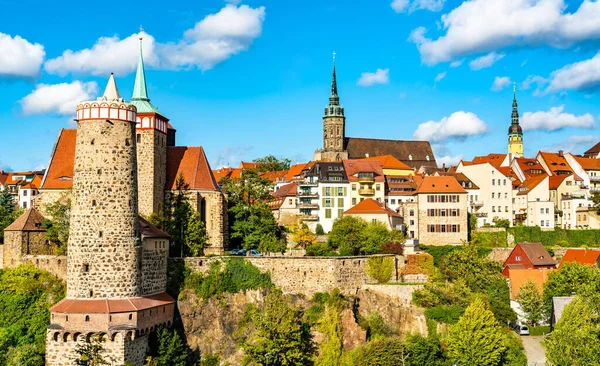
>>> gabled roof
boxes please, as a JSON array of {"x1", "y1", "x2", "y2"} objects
[
  {"x1": 515, "y1": 242, "x2": 556, "y2": 266},
  {"x1": 517, "y1": 175, "x2": 547, "y2": 195},
  {"x1": 139, "y1": 216, "x2": 170, "y2": 239},
  {"x1": 261, "y1": 170, "x2": 288, "y2": 183},
  {"x1": 22, "y1": 175, "x2": 43, "y2": 189},
  {"x1": 574, "y1": 156, "x2": 600, "y2": 171},
  {"x1": 344, "y1": 137, "x2": 436, "y2": 169},
  {"x1": 472, "y1": 153, "x2": 507, "y2": 168},
  {"x1": 438, "y1": 172, "x2": 479, "y2": 190},
  {"x1": 41, "y1": 129, "x2": 76, "y2": 190},
  {"x1": 583, "y1": 142, "x2": 600, "y2": 157},
  {"x1": 166, "y1": 146, "x2": 219, "y2": 191},
  {"x1": 559, "y1": 249, "x2": 600, "y2": 268},
  {"x1": 343, "y1": 160, "x2": 384, "y2": 182},
  {"x1": 416, "y1": 176, "x2": 466, "y2": 194},
  {"x1": 538, "y1": 151, "x2": 574, "y2": 175},
  {"x1": 285, "y1": 163, "x2": 310, "y2": 182},
  {"x1": 515, "y1": 158, "x2": 547, "y2": 179},
  {"x1": 272, "y1": 182, "x2": 298, "y2": 198},
  {"x1": 240, "y1": 161, "x2": 259, "y2": 169},
  {"x1": 549, "y1": 175, "x2": 569, "y2": 190},
  {"x1": 212, "y1": 167, "x2": 242, "y2": 182},
  {"x1": 5, "y1": 208, "x2": 46, "y2": 232},
  {"x1": 344, "y1": 198, "x2": 400, "y2": 217},
  {"x1": 362, "y1": 154, "x2": 413, "y2": 171}
]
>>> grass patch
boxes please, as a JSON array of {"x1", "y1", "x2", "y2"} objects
[{"x1": 530, "y1": 325, "x2": 551, "y2": 336}]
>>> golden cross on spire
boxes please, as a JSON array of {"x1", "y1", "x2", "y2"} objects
[{"x1": 139, "y1": 25, "x2": 144, "y2": 40}]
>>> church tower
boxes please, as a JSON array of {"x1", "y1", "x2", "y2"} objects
[
  {"x1": 508, "y1": 85, "x2": 524, "y2": 157},
  {"x1": 46, "y1": 75, "x2": 174, "y2": 366},
  {"x1": 132, "y1": 34, "x2": 168, "y2": 217},
  {"x1": 314, "y1": 54, "x2": 348, "y2": 162}
]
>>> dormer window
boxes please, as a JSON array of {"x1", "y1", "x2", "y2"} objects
[
  {"x1": 409, "y1": 155, "x2": 413, "y2": 160},
  {"x1": 426, "y1": 155, "x2": 430, "y2": 161}
]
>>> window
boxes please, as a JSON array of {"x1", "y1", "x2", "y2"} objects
[
  {"x1": 23, "y1": 202, "x2": 27, "y2": 209},
  {"x1": 498, "y1": 179, "x2": 501, "y2": 185},
  {"x1": 492, "y1": 193, "x2": 495, "y2": 199},
  {"x1": 325, "y1": 187, "x2": 331, "y2": 196},
  {"x1": 83, "y1": 264, "x2": 89, "y2": 273},
  {"x1": 136, "y1": 134, "x2": 141, "y2": 143},
  {"x1": 516, "y1": 255, "x2": 522, "y2": 261},
  {"x1": 85, "y1": 315, "x2": 90, "y2": 322},
  {"x1": 546, "y1": 220, "x2": 550, "y2": 227},
  {"x1": 410, "y1": 210, "x2": 414, "y2": 217},
  {"x1": 503, "y1": 179, "x2": 507, "y2": 185},
  {"x1": 288, "y1": 199, "x2": 292, "y2": 205},
  {"x1": 375, "y1": 184, "x2": 380, "y2": 191},
  {"x1": 492, "y1": 179, "x2": 495, "y2": 185},
  {"x1": 352, "y1": 198, "x2": 356, "y2": 205},
  {"x1": 492, "y1": 207, "x2": 496, "y2": 212},
  {"x1": 410, "y1": 220, "x2": 414, "y2": 225},
  {"x1": 541, "y1": 220, "x2": 545, "y2": 227},
  {"x1": 546, "y1": 208, "x2": 549, "y2": 214},
  {"x1": 498, "y1": 206, "x2": 501, "y2": 212},
  {"x1": 504, "y1": 193, "x2": 508, "y2": 199},
  {"x1": 325, "y1": 198, "x2": 332, "y2": 207},
  {"x1": 337, "y1": 187, "x2": 344, "y2": 196},
  {"x1": 325, "y1": 209, "x2": 331, "y2": 219},
  {"x1": 540, "y1": 208, "x2": 544, "y2": 214},
  {"x1": 391, "y1": 199, "x2": 396, "y2": 204},
  {"x1": 352, "y1": 184, "x2": 357, "y2": 191},
  {"x1": 22, "y1": 190, "x2": 27, "y2": 196},
  {"x1": 505, "y1": 206, "x2": 508, "y2": 212}
]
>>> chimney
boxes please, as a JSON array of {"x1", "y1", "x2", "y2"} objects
[
  {"x1": 558, "y1": 150, "x2": 564, "y2": 157},
  {"x1": 443, "y1": 163, "x2": 446, "y2": 170}
]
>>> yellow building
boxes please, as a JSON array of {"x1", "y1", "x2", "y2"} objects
[
  {"x1": 508, "y1": 88, "x2": 524, "y2": 157},
  {"x1": 343, "y1": 160, "x2": 385, "y2": 206}
]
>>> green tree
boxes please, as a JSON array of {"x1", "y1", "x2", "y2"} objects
[
  {"x1": 447, "y1": 298, "x2": 507, "y2": 366},
  {"x1": 365, "y1": 256, "x2": 394, "y2": 283},
  {"x1": 291, "y1": 223, "x2": 316, "y2": 249},
  {"x1": 516, "y1": 280, "x2": 545, "y2": 326},
  {"x1": 500, "y1": 330, "x2": 527, "y2": 366},
  {"x1": 361, "y1": 221, "x2": 391, "y2": 254},
  {"x1": 315, "y1": 304, "x2": 343, "y2": 366},
  {"x1": 493, "y1": 217, "x2": 510, "y2": 229},
  {"x1": 544, "y1": 296, "x2": 600, "y2": 365},
  {"x1": 315, "y1": 224, "x2": 325, "y2": 235},
  {"x1": 404, "y1": 334, "x2": 446, "y2": 366},
  {"x1": 346, "y1": 337, "x2": 407, "y2": 366},
  {"x1": 164, "y1": 173, "x2": 193, "y2": 257},
  {"x1": 153, "y1": 327, "x2": 188, "y2": 366},
  {"x1": 253, "y1": 155, "x2": 292, "y2": 172},
  {"x1": 185, "y1": 212, "x2": 207, "y2": 256},
  {"x1": 592, "y1": 191, "x2": 600, "y2": 214},
  {"x1": 0, "y1": 187, "x2": 18, "y2": 243},
  {"x1": 73, "y1": 334, "x2": 109, "y2": 365},
  {"x1": 243, "y1": 291, "x2": 313, "y2": 365},
  {"x1": 42, "y1": 193, "x2": 71, "y2": 253},
  {"x1": 543, "y1": 262, "x2": 600, "y2": 313},
  {"x1": 468, "y1": 212, "x2": 478, "y2": 232},
  {"x1": 327, "y1": 216, "x2": 367, "y2": 255}
]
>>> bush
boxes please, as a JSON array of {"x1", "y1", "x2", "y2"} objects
[
  {"x1": 346, "y1": 337, "x2": 406, "y2": 366},
  {"x1": 315, "y1": 224, "x2": 325, "y2": 235},
  {"x1": 425, "y1": 305, "x2": 465, "y2": 324},
  {"x1": 365, "y1": 256, "x2": 395, "y2": 283},
  {"x1": 382, "y1": 241, "x2": 404, "y2": 255},
  {"x1": 359, "y1": 312, "x2": 398, "y2": 340},
  {"x1": 306, "y1": 242, "x2": 337, "y2": 256}
]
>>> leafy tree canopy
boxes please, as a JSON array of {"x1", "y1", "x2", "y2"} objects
[
  {"x1": 542, "y1": 262, "x2": 600, "y2": 313},
  {"x1": 516, "y1": 280, "x2": 545, "y2": 326},
  {"x1": 252, "y1": 155, "x2": 292, "y2": 172}
]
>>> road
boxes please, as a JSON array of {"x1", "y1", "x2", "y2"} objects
[{"x1": 522, "y1": 335, "x2": 546, "y2": 366}]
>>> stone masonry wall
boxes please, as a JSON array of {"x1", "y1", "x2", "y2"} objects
[
  {"x1": 183, "y1": 255, "x2": 398, "y2": 296},
  {"x1": 3, "y1": 231, "x2": 52, "y2": 269},
  {"x1": 0, "y1": 245, "x2": 3, "y2": 269},
  {"x1": 3, "y1": 231, "x2": 23, "y2": 268},
  {"x1": 46, "y1": 331, "x2": 148, "y2": 366},
  {"x1": 22, "y1": 255, "x2": 67, "y2": 279},
  {"x1": 32, "y1": 190, "x2": 67, "y2": 217},
  {"x1": 67, "y1": 118, "x2": 141, "y2": 299},
  {"x1": 136, "y1": 129, "x2": 166, "y2": 218},
  {"x1": 184, "y1": 190, "x2": 228, "y2": 254},
  {"x1": 141, "y1": 238, "x2": 169, "y2": 296}
]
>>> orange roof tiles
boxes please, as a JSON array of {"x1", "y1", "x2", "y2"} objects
[
  {"x1": 22, "y1": 175, "x2": 43, "y2": 189},
  {"x1": 517, "y1": 175, "x2": 547, "y2": 195},
  {"x1": 416, "y1": 176, "x2": 466, "y2": 194},
  {"x1": 559, "y1": 249, "x2": 600, "y2": 268},
  {"x1": 240, "y1": 161, "x2": 259, "y2": 169},
  {"x1": 549, "y1": 175, "x2": 569, "y2": 190},
  {"x1": 212, "y1": 167, "x2": 242, "y2": 182},
  {"x1": 166, "y1": 146, "x2": 219, "y2": 191},
  {"x1": 50, "y1": 292, "x2": 175, "y2": 314},
  {"x1": 574, "y1": 156, "x2": 600, "y2": 170},
  {"x1": 584, "y1": 142, "x2": 600, "y2": 157},
  {"x1": 261, "y1": 170, "x2": 288, "y2": 183},
  {"x1": 472, "y1": 153, "x2": 507, "y2": 167},
  {"x1": 538, "y1": 151, "x2": 574, "y2": 175},
  {"x1": 515, "y1": 158, "x2": 547, "y2": 179},
  {"x1": 344, "y1": 198, "x2": 400, "y2": 217},
  {"x1": 285, "y1": 163, "x2": 310, "y2": 182},
  {"x1": 272, "y1": 182, "x2": 298, "y2": 198},
  {"x1": 508, "y1": 268, "x2": 555, "y2": 300},
  {"x1": 41, "y1": 129, "x2": 77, "y2": 190},
  {"x1": 5, "y1": 208, "x2": 46, "y2": 231},
  {"x1": 343, "y1": 160, "x2": 385, "y2": 182},
  {"x1": 362, "y1": 155, "x2": 413, "y2": 171}
]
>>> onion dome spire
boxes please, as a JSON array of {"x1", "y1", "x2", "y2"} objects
[
  {"x1": 131, "y1": 30, "x2": 159, "y2": 113},
  {"x1": 508, "y1": 83, "x2": 522, "y2": 135}
]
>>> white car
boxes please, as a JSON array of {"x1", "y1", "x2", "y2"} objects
[{"x1": 515, "y1": 324, "x2": 530, "y2": 336}]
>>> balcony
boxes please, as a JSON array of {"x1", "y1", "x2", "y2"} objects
[
  {"x1": 590, "y1": 176, "x2": 600, "y2": 182},
  {"x1": 474, "y1": 212, "x2": 488, "y2": 218},
  {"x1": 298, "y1": 181, "x2": 318, "y2": 187},
  {"x1": 300, "y1": 215, "x2": 319, "y2": 221},
  {"x1": 591, "y1": 186, "x2": 600, "y2": 193},
  {"x1": 358, "y1": 176, "x2": 375, "y2": 183},
  {"x1": 470, "y1": 201, "x2": 484, "y2": 207},
  {"x1": 359, "y1": 188, "x2": 375, "y2": 195},
  {"x1": 297, "y1": 191, "x2": 318, "y2": 198},
  {"x1": 297, "y1": 203, "x2": 319, "y2": 209}
]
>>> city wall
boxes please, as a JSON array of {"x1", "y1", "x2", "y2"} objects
[{"x1": 22, "y1": 255, "x2": 67, "y2": 279}]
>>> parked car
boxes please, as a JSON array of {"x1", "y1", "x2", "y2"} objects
[
  {"x1": 229, "y1": 249, "x2": 240, "y2": 256},
  {"x1": 249, "y1": 249, "x2": 262, "y2": 257},
  {"x1": 236, "y1": 249, "x2": 247, "y2": 256},
  {"x1": 514, "y1": 324, "x2": 530, "y2": 336}
]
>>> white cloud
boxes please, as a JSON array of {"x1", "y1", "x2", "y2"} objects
[
  {"x1": 469, "y1": 52, "x2": 505, "y2": 70},
  {"x1": 437, "y1": 154, "x2": 463, "y2": 167},
  {"x1": 45, "y1": 4, "x2": 266, "y2": 75},
  {"x1": 391, "y1": 0, "x2": 445, "y2": 13},
  {"x1": 20, "y1": 81, "x2": 98, "y2": 116},
  {"x1": 491, "y1": 76, "x2": 512, "y2": 91},
  {"x1": 450, "y1": 60, "x2": 463, "y2": 68},
  {"x1": 434, "y1": 71, "x2": 446, "y2": 83},
  {"x1": 541, "y1": 135, "x2": 599, "y2": 154},
  {"x1": 521, "y1": 105, "x2": 595, "y2": 131},
  {"x1": 522, "y1": 75, "x2": 548, "y2": 92},
  {"x1": 410, "y1": 0, "x2": 600, "y2": 65},
  {"x1": 413, "y1": 111, "x2": 487, "y2": 142},
  {"x1": 357, "y1": 68, "x2": 390, "y2": 87},
  {"x1": 212, "y1": 145, "x2": 254, "y2": 168},
  {"x1": 545, "y1": 52, "x2": 600, "y2": 93},
  {"x1": 0, "y1": 33, "x2": 45, "y2": 79}
]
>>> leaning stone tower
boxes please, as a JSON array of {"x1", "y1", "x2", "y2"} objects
[{"x1": 46, "y1": 75, "x2": 174, "y2": 366}]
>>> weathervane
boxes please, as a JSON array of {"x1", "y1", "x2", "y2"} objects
[{"x1": 139, "y1": 25, "x2": 144, "y2": 40}]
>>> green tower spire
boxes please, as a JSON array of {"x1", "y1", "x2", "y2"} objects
[{"x1": 131, "y1": 35, "x2": 159, "y2": 113}]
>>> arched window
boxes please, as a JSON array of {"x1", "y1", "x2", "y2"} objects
[{"x1": 85, "y1": 315, "x2": 90, "y2": 322}]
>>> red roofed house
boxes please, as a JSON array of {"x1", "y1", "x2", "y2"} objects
[
  {"x1": 408, "y1": 176, "x2": 468, "y2": 245},
  {"x1": 502, "y1": 242, "x2": 557, "y2": 277},
  {"x1": 343, "y1": 159, "x2": 385, "y2": 206},
  {"x1": 3, "y1": 208, "x2": 48, "y2": 268},
  {"x1": 559, "y1": 249, "x2": 600, "y2": 268},
  {"x1": 344, "y1": 198, "x2": 403, "y2": 230},
  {"x1": 583, "y1": 141, "x2": 600, "y2": 159},
  {"x1": 565, "y1": 152, "x2": 600, "y2": 195},
  {"x1": 270, "y1": 182, "x2": 299, "y2": 225},
  {"x1": 514, "y1": 175, "x2": 554, "y2": 229},
  {"x1": 35, "y1": 49, "x2": 228, "y2": 254}
]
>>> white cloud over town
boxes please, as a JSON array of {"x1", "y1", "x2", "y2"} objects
[
  {"x1": 413, "y1": 111, "x2": 487, "y2": 142},
  {"x1": 0, "y1": 33, "x2": 45, "y2": 79},
  {"x1": 545, "y1": 52, "x2": 600, "y2": 93},
  {"x1": 45, "y1": 4, "x2": 266, "y2": 76},
  {"x1": 521, "y1": 105, "x2": 595, "y2": 131},
  {"x1": 434, "y1": 71, "x2": 446, "y2": 83},
  {"x1": 491, "y1": 76, "x2": 512, "y2": 91},
  {"x1": 357, "y1": 68, "x2": 390, "y2": 87},
  {"x1": 541, "y1": 135, "x2": 599, "y2": 153},
  {"x1": 409, "y1": 0, "x2": 600, "y2": 65},
  {"x1": 469, "y1": 52, "x2": 504, "y2": 70},
  {"x1": 391, "y1": 0, "x2": 445, "y2": 13},
  {"x1": 20, "y1": 81, "x2": 98, "y2": 115}
]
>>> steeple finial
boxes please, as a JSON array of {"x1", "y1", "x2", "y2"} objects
[
  {"x1": 102, "y1": 73, "x2": 122, "y2": 101},
  {"x1": 132, "y1": 34, "x2": 149, "y2": 102},
  {"x1": 331, "y1": 51, "x2": 338, "y2": 97}
]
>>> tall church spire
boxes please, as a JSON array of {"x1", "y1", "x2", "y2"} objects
[
  {"x1": 131, "y1": 32, "x2": 159, "y2": 113},
  {"x1": 508, "y1": 83, "x2": 523, "y2": 156},
  {"x1": 329, "y1": 52, "x2": 339, "y2": 106}
]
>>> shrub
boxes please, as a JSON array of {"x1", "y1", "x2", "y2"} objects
[
  {"x1": 382, "y1": 241, "x2": 404, "y2": 255},
  {"x1": 365, "y1": 256, "x2": 395, "y2": 283},
  {"x1": 425, "y1": 305, "x2": 465, "y2": 324},
  {"x1": 315, "y1": 223, "x2": 325, "y2": 235},
  {"x1": 306, "y1": 242, "x2": 337, "y2": 256},
  {"x1": 360, "y1": 312, "x2": 398, "y2": 340},
  {"x1": 346, "y1": 337, "x2": 406, "y2": 366}
]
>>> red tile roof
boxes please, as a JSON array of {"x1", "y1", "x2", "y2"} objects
[
  {"x1": 261, "y1": 170, "x2": 288, "y2": 183},
  {"x1": 0, "y1": 171, "x2": 8, "y2": 186},
  {"x1": 139, "y1": 216, "x2": 170, "y2": 238},
  {"x1": 538, "y1": 151, "x2": 574, "y2": 175},
  {"x1": 416, "y1": 176, "x2": 466, "y2": 194},
  {"x1": 50, "y1": 292, "x2": 175, "y2": 314},
  {"x1": 22, "y1": 175, "x2": 43, "y2": 189},
  {"x1": 272, "y1": 182, "x2": 298, "y2": 198},
  {"x1": 362, "y1": 155, "x2": 413, "y2": 171},
  {"x1": 472, "y1": 154, "x2": 507, "y2": 167},
  {"x1": 240, "y1": 161, "x2": 259, "y2": 169},
  {"x1": 549, "y1": 175, "x2": 569, "y2": 190},
  {"x1": 559, "y1": 249, "x2": 600, "y2": 268},
  {"x1": 212, "y1": 167, "x2": 242, "y2": 182},
  {"x1": 515, "y1": 158, "x2": 547, "y2": 179},
  {"x1": 517, "y1": 175, "x2": 547, "y2": 195},
  {"x1": 41, "y1": 129, "x2": 77, "y2": 190},
  {"x1": 574, "y1": 156, "x2": 600, "y2": 170},
  {"x1": 285, "y1": 163, "x2": 310, "y2": 182},
  {"x1": 166, "y1": 147, "x2": 219, "y2": 191},
  {"x1": 584, "y1": 142, "x2": 600, "y2": 157},
  {"x1": 4, "y1": 208, "x2": 46, "y2": 231},
  {"x1": 343, "y1": 160, "x2": 385, "y2": 182},
  {"x1": 344, "y1": 198, "x2": 400, "y2": 217}
]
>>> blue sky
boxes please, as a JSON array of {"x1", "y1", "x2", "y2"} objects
[{"x1": 1, "y1": 0, "x2": 599, "y2": 171}]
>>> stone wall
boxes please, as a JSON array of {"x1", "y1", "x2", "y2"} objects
[
  {"x1": 141, "y1": 238, "x2": 169, "y2": 296},
  {"x1": 475, "y1": 227, "x2": 507, "y2": 233},
  {"x1": 362, "y1": 284, "x2": 424, "y2": 307},
  {"x1": 183, "y1": 255, "x2": 399, "y2": 296},
  {"x1": 32, "y1": 190, "x2": 68, "y2": 217},
  {"x1": 46, "y1": 331, "x2": 148, "y2": 366},
  {"x1": 22, "y1": 255, "x2": 67, "y2": 279},
  {"x1": 488, "y1": 248, "x2": 513, "y2": 264},
  {"x1": 136, "y1": 129, "x2": 166, "y2": 218},
  {"x1": 2, "y1": 231, "x2": 51, "y2": 268},
  {"x1": 0, "y1": 244, "x2": 3, "y2": 269},
  {"x1": 183, "y1": 190, "x2": 228, "y2": 254}
]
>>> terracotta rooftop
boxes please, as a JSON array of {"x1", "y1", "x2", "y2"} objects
[
  {"x1": 508, "y1": 268, "x2": 555, "y2": 301},
  {"x1": 166, "y1": 146, "x2": 219, "y2": 191},
  {"x1": 240, "y1": 161, "x2": 259, "y2": 169},
  {"x1": 5, "y1": 207, "x2": 46, "y2": 231},
  {"x1": 559, "y1": 249, "x2": 600, "y2": 268},
  {"x1": 344, "y1": 137, "x2": 436, "y2": 169},
  {"x1": 549, "y1": 175, "x2": 569, "y2": 190},
  {"x1": 50, "y1": 292, "x2": 175, "y2": 314},
  {"x1": 272, "y1": 182, "x2": 298, "y2": 198},
  {"x1": 261, "y1": 170, "x2": 288, "y2": 183},
  {"x1": 139, "y1": 216, "x2": 170, "y2": 239},
  {"x1": 0, "y1": 171, "x2": 8, "y2": 186},
  {"x1": 438, "y1": 172, "x2": 479, "y2": 190},
  {"x1": 362, "y1": 155, "x2": 413, "y2": 171},
  {"x1": 472, "y1": 153, "x2": 507, "y2": 167},
  {"x1": 517, "y1": 175, "x2": 547, "y2": 195},
  {"x1": 285, "y1": 163, "x2": 310, "y2": 182},
  {"x1": 574, "y1": 156, "x2": 600, "y2": 171},
  {"x1": 583, "y1": 141, "x2": 600, "y2": 157},
  {"x1": 343, "y1": 160, "x2": 384, "y2": 182},
  {"x1": 344, "y1": 198, "x2": 400, "y2": 217},
  {"x1": 416, "y1": 176, "x2": 466, "y2": 194},
  {"x1": 22, "y1": 175, "x2": 43, "y2": 189},
  {"x1": 515, "y1": 242, "x2": 556, "y2": 266},
  {"x1": 212, "y1": 167, "x2": 242, "y2": 182},
  {"x1": 538, "y1": 151, "x2": 574, "y2": 175},
  {"x1": 41, "y1": 129, "x2": 77, "y2": 190}
]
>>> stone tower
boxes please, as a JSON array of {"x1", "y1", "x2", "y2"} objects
[
  {"x1": 508, "y1": 85, "x2": 524, "y2": 157},
  {"x1": 46, "y1": 75, "x2": 174, "y2": 366},
  {"x1": 314, "y1": 53, "x2": 348, "y2": 162},
  {"x1": 132, "y1": 35, "x2": 168, "y2": 217}
]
